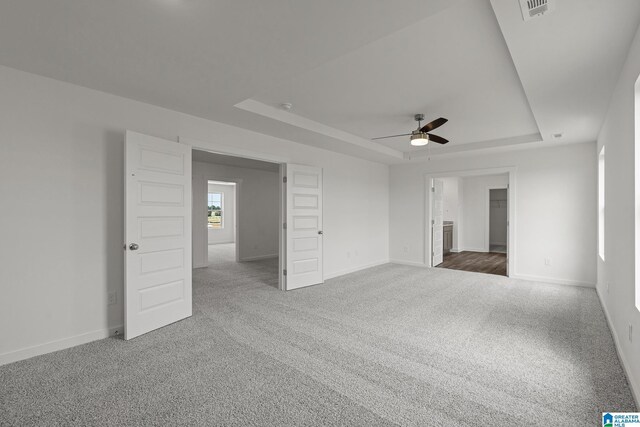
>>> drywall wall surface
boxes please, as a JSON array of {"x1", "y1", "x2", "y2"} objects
[
  {"x1": 193, "y1": 163, "x2": 278, "y2": 265},
  {"x1": 460, "y1": 174, "x2": 508, "y2": 252},
  {"x1": 0, "y1": 65, "x2": 389, "y2": 363},
  {"x1": 206, "y1": 183, "x2": 236, "y2": 245},
  {"x1": 441, "y1": 177, "x2": 462, "y2": 251},
  {"x1": 390, "y1": 142, "x2": 596, "y2": 286},
  {"x1": 596, "y1": 21, "x2": 640, "y2": 405},
  {"x1": 489, "y1": 188, "x2": 508, "y2": 246},
  {"x1": 441, "y1": 177, "x2": 460, "y2": 222}
]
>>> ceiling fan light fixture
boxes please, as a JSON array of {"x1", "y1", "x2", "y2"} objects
[{"x1": 410, "y1": 132, "x2": 429, "y2": 146}]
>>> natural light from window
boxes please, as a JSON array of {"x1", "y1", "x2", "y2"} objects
[
  {"x1": 598, "y1": 146, "x2": 605, "y2": 261},
  {"x1": 635, "y1": 75, "x2": 640, "y2": 311},
  {"x1": 208, "y1": 192, "x2": 223, "y2": 229}
]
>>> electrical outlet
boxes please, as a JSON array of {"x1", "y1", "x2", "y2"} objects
[
  {"x1": 403, "y1": 246, "x2": 409, "y2": 253},
  {"x1": 108, "y1": 291, "x2": 117, "y2": 306},
  {"x1": 544, "y1": 258, "x2": 551, "y2": 266},
  {"x1": 629, "y1": 324, "x2": 633, "y2": 343}
]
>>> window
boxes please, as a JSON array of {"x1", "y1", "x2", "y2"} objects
[
  {"x1": 208, "y1": 192, "x2": 223, "y2": 229},
  {"x1": 636, "y1": 75, "x2": 640, "y2": 311},
  {"x1": 598, "y1": 146, "x2": 605, "y2": 261}
]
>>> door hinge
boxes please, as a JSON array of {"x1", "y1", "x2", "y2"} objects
[
  {"x1": 283, "y1": 269, "x2": 287, "y2": 276},
  {"x1": 283, "y1": 222, "x2": 287, "y2": 229},
  {"x1": 432, "y1": 219, "x2": 435, "y2": 225},
  {"x1": 431, "y1": 187, "x2": 435, "y2": 192},
  {"x1": 283, "y1": 176, "x2": 287, "y2": 183}
]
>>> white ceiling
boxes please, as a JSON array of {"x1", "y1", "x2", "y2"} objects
[
  {"x1": 1, "y1": 0, "x2": 639, "y2": 163},
  {"x1": 252, "y1": 0, "x2": 539, "y2": 152}
]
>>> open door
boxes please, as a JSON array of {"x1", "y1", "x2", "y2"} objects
[
  {"x1": 506, "y1": 185, "x2": 509, "y2": 276},
  {"x1": 124, "y1": 131, "x2": 192, "y2": 340},
  {"x1": 431, "y1": 178, "x2": 444, "y2": 266},
  {"x1": 285, "y1": 164, "x2": 323, "y2": 290}
]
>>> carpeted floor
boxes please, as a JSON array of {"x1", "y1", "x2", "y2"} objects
[{"x1": 0, "y1": 246, "x2": 636, "y2": 426}]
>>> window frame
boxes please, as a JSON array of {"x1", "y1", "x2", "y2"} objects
[
  {"x1": 207, "y1": 192, "x2": 224, "y2": 229},
  {"x1": 598, "y1": 146, "x2": 605, "y2": 261}
]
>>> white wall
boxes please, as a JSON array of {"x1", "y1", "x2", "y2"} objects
[
  {"x1": 489, "y1": 189, "x2": 508, "y2": 246},
  {"x1": 207, "y1": 183, "x2": 236, "y2": 245},
  {"x1": 193, "y1": 163, "x2": 279, "y2": 266},
  {"x1": 596, "y1": 21, "x2": 640, "y2": 405},
  {"x1": 461, "y1": 174, "x2": 508, "y2": 252},
  {"x1": 441, "y1": 177, "x2": 459, "y2": 222},
  {"x1": 390, "y1": 143, "x2": 596, "y2": 287},
  {"x1": 0, "y1": 65, "x2": 389, "y2": 365},
  {"x1": 441, "y1": 177, "x2": 462, "y2": 251}
]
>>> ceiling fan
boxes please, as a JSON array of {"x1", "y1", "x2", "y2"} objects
[{"x1": 372, "y1": 114, "x2": 449, "y2": 146}]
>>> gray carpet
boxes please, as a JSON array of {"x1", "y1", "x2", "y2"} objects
[{"x1": 0, "y1": 245, "x2": 635, "y2": 426}]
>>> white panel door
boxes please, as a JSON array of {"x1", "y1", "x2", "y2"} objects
[
  {"x1": 125, "y1": 131, "x2": 192, "y2": 340},
  {"x1": 432, "y1": 179, "x2": 444, "y2": 266},
  {"x1": 286, "y1": 164, "x2": 323, "y2": 290},
  {"x1": 506, "y1": 187, "x2": 509, "y2": 276}
]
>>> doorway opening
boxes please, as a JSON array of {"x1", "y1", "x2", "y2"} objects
[
  {"x1": 125, "y1": 131, "x2": 325, "y2": 339},
  {"x1": 207, "y1": 180, "x2": 237, "y2": 265},
  {"x1": 426, "y1": 169, "x2": 514, "y2": 277},
  {"x1": 192, "y1": 149, "x2": 281, "y2": 289},
  {"x1": 488, "y1": 188, "x2": 508, "y2": 254}
]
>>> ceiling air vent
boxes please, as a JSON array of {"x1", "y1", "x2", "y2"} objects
[{"x1": 519, "y1": 0, "x2": 555, "y2": 21}]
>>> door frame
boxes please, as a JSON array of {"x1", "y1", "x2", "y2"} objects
[
  {"x1": 204, "y1": 177, "x2": 241, "y2": 262},
  {"x1": 431, "y1": 178, "x2": 445, "y2": 267},
  {"x1": 181, "y1": 136, "x2": 288, "y2": 290},
  {"x1": 424, "y1": 167, "x2": 516, "y2": 276}
]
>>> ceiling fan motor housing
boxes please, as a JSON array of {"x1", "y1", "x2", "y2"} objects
[{"x1": 371, "y1": 113, "x2": 448, "y2": 145}]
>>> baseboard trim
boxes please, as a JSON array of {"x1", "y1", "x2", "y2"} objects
[
  {"x1": 510, "y1": 273, "x2": 595, "y2": 288},
  {"x1": 389, "y1": 259, "x2": 427, "y2": 268},
  {"x1": 240, "y1": 253, "x2": 278, "y2": 262},
  {"x1": 324, "y1": 260, "x2": 389, "y2": 280},
  {"x1": 460, "y1": 247, "x2": 488, "y2": 253},
  {"x1": 596, "y1": 288, "x2": 640, "y2": 409},
  {"x1": 0, "y1": 324, "x2": 123, "y2": 367}
]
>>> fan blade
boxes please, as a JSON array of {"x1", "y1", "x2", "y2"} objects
[
  {"x1": 428, "y1": 133, "x2": 448, "y2": 144},
  {"x1": 420, "y1": 117, "x2": 448, "y2": 133},
  {"x1": 371, "y1": 133, "x2": 412, "y2": 140}
]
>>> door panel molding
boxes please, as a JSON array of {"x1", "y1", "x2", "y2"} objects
[
  {"x1": 285, "y1": 164, "x2": 323, "y2": 290},
  {"x1": 125, "y1": 131, "x2": 192, "y2": 340}
]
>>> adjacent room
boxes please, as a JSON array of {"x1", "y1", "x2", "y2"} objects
[
  {"x1": 431, "y1": 173, "x2": 510, "y2": 276},
  {"x1": 192, "y1": 150, "x2": 281, "y2": 289},
  {"x1": 1, "y1": 1, "x2": 640, "y2": 425}
]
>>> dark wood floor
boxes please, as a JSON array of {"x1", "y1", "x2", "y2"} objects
[{"x1": 436, "y1": 251, "x2": 507, "y2": 276}]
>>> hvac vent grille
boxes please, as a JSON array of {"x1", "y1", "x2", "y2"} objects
[{"x1": 519, "y1": 0, "x2": 555, "y2": 21}]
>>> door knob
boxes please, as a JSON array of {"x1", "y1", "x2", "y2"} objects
[
  {"x1": 318, "y1": 231, "x2": 323, "y2": 235},
  {"x1": 129, "y1": 243, "x2": 139, "y2": 250}
]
